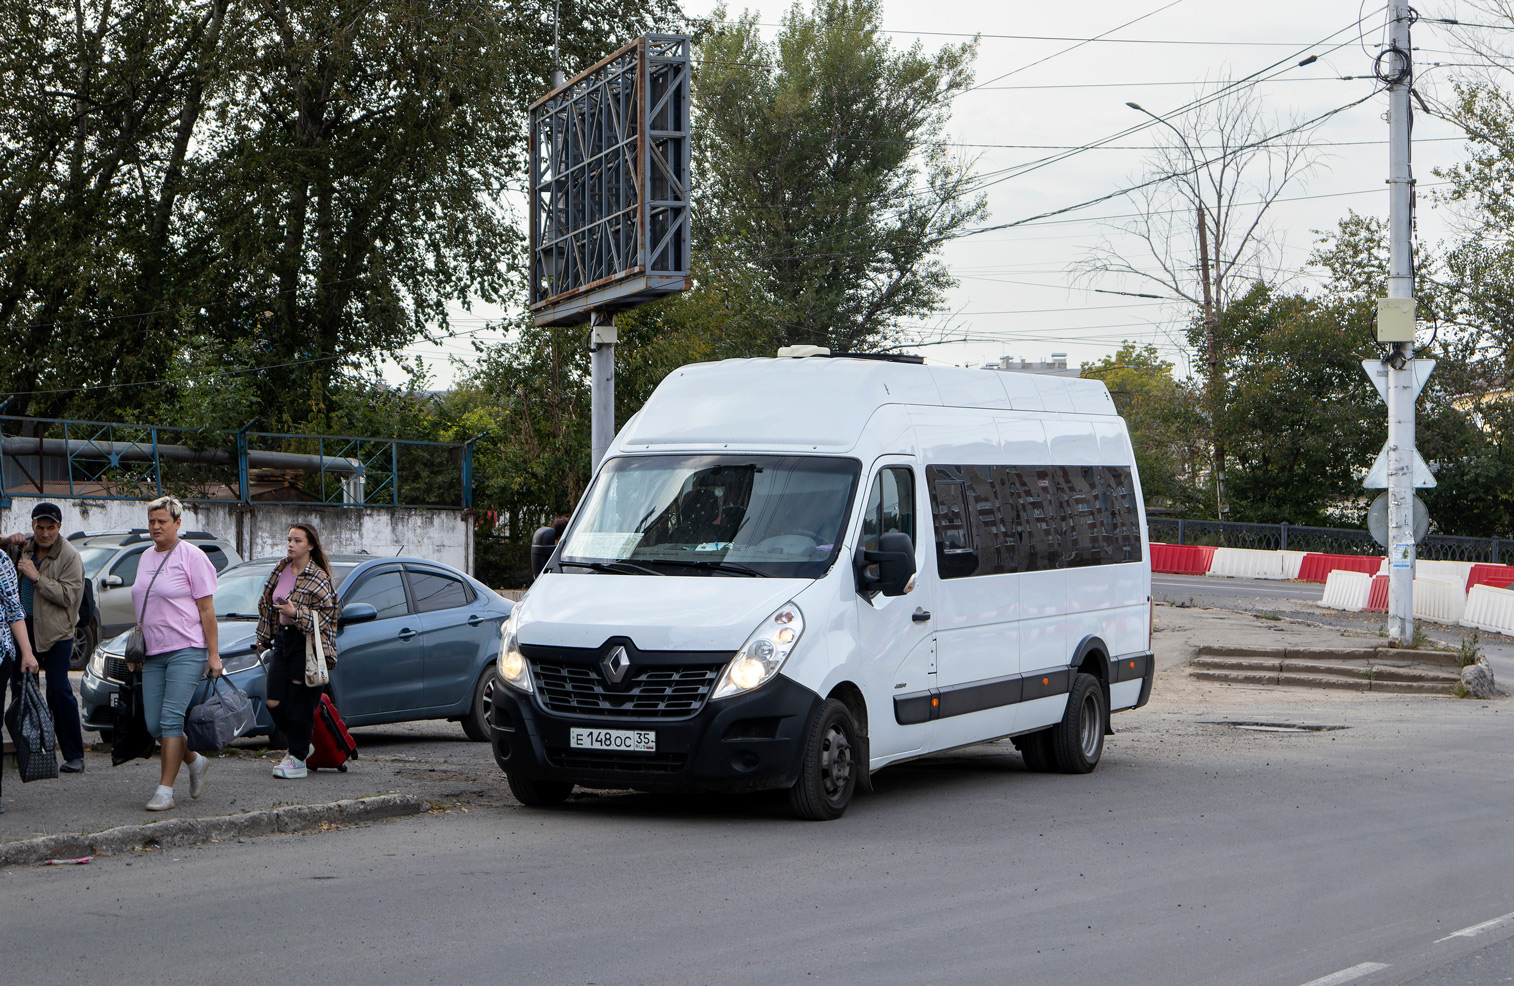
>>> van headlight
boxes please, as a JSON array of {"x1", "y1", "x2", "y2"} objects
[
  {"x1": 497, "y1": 609, "x2": 533, "y2": 694},
  {"x1": 712, "y1": 602, "x2": 804, "y2": 700}
]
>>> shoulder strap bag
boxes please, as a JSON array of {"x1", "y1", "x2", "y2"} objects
[
  {"x1": 125, "y1": 542, "x2": 176, "y2": 664},
  {"x1": 305, "y1": 610, "x2": 330, "y2": 687}
]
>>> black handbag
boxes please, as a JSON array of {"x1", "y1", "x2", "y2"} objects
[
  {"x1": 185, "y1": 675, "x2": 255, "y2": 753},
  {"x1": 111, "y1": 671, "x2": 157, "y2": 766},
  {"x1": 4, "y1": 672, "x2": 59, "y2": 782}
]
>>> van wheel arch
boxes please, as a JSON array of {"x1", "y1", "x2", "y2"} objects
[
  {"x1": 1071, "y1": 635, "x2": 1114, "y2": 736},
  {"x1": 825, "y1": 682, "x2": 871, "y2": 792}
]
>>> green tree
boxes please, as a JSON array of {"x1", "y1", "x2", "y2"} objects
[
  {"x1": 1080, "y1": 343, "x2": 1205, "y2": 514},
  {"x1": 688, "y1": 0, "x2": 986, "y2": 353}
]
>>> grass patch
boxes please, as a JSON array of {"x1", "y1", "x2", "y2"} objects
[
  {"x1": 1458, "y1": 630, "x2": 1482, "y2": 668},
  {"x1": 1253, "y1": 611, "x2": 1282, "y2": 621}
]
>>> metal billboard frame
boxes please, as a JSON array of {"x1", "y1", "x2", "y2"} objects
[{"x1": 529, "y1": 34, "x2": 691, "y2": 326}]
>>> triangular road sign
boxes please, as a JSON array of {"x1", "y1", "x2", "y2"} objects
[
  {"x1": 1362, "y1": 441, "x2": 1437, "y2": 488},
  {"x1": 1362, "y1": 359, "x2": 1435, "y2": 405}
]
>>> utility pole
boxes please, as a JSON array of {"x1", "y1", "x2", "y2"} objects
[
  {"x1": 1195, "y1": 205, "x2": 1224, "y2": 518},
  {"x1": 589, "y1": 311, "x2": 617, "y2": 469},
  {"x1": 1382, "y1": 0, "x2": 1417, "y2": 645},
  {"x1": 1126, "y1": 102, "x2": 1226, "y2": 519}
]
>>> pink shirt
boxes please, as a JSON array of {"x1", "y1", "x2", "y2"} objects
[
  {"x1": 274, "y1": 564, "x2": 297, "y2": 625},
  {"x1": 129, "y1": 542, "x2": 218, "y2": 656}
]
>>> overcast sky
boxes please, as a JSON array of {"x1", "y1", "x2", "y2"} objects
[{"x1": 395, "y1": 0, "x2": 1476, "y2": 385}]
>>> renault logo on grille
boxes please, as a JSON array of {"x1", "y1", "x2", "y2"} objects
[{"x1": 602, "y1": 645, "x2": 631, "y2": 684}]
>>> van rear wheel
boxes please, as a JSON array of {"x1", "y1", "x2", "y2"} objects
[
  {"x1": 789, "y1": 699, "x2": 858, "y2": 821},
  {"x1": 1050, "y1": 673, "x2": 1106, "y2": 774}
]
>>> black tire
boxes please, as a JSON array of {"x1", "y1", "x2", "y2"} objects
[
  {"x1": 1050, "y1": 673, "x2": 1107, "y2": 774},
  {"x1": 461, "y1": 669, "x2": 500, "y2": 742},
  {"x1": 96, "y1": 728, "x2": 114, "y2": 746},
  {"x1": 1013, "y1": 729, "x2": 1055, "y2": 772},
  {"x1": 788, "y1": 698, "x2": 859, "y2": 821},
  {"x1": 71, "y1": 622, "x2": 97, "y2": 672},
  {"x1": 506, "y1": 773, "x2": 573, "y2": 807}
]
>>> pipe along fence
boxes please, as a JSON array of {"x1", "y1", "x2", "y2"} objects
[{"x1": 1, "y1": 416, "x2": 477, "y2": 509}]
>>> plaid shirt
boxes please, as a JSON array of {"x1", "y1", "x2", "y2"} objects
[
  {"x1": 0, "y1": 552, "x2": 23, "y2": 664},
  {"x1": 255, "y1": 558, "x2": 339, "y2": 666}
]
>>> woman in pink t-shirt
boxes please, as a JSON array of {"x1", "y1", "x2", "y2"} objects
[{"x1": 128, "y1": 496, "x2": 221, "y2": 812}]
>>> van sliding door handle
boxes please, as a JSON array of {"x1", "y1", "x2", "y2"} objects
[{"x1": 912, "y1": 609, "x2": 931, "y2": 623}]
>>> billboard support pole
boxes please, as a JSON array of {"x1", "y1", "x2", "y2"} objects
[{"x1": 589, "y1": 311, "x2": 617, "y2": 469}]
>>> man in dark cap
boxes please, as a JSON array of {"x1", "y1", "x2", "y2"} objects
[{"x1": 4, "y1": 503, "x2": 87, "y2": 772}]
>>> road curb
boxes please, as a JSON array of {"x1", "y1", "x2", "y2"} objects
[{"x1": 0, "y1": 794, "x2": 430, "y2": 868}]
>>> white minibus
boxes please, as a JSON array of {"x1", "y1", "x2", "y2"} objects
[{"x1": 491, "y1": 353, "x2": 1153, "y2": 819}]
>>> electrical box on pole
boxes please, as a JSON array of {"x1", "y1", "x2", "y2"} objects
[{"x1": 527, "y1": 35, "x2": 692, "y2": 469}]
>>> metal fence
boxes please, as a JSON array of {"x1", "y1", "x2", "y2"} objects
[
  {"x1": 0, "y1": 416, "x2": 476, "y2": 509},
  {"x1": 1149, "y1": 517, "x2": 1514, "y2": 565}
]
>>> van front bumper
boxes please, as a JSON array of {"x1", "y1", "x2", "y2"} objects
[{"x1": 490, "y1": 675, "x2": 822, "y2": 795}]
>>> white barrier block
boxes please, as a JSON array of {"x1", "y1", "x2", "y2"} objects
[
  {"x1": 1461, "y1": 584, "x2": 1514, "y2": 635},
  {"x1": 1320, "y1": 570, "x2": 1372, "y2": 611},
  {"x1": 1417, "y1": 560, "x2": 1475, "y2": 588},
  {"x1": 1279, "y1": 550, "x2": 1308, "y2": 580},
  {"x1": 1412, "y1": 578, "x2": 1466, "y2": 625},
  {"x1": 1207, "y1": 547, "x2": 1287, "y2": 579}
]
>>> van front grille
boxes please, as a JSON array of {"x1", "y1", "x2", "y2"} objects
[{"x1": 530, "y1": 660, "x2": 724, "y2": 719}]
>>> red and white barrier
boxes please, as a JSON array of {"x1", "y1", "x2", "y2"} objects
[
  {"x1": 1321, "y1": 570, "x2": 1373, "y2": 611},
  {"x1": 1462, "y1": 583, "x2": 1514, "y2": 635}
]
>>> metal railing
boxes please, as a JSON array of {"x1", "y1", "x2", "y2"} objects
[
  {"x1": 1149, "y1": 517, "x2": 1513, "y2": 565},
  {"x1": 1, "y1": 416, "x2": 476, "y2": 510}
]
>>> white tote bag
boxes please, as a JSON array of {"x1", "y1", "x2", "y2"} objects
[{"x1": 305, "y1": 611, "x2": 330, "y2": 687}]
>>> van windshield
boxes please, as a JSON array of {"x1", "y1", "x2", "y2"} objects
[{"x1": 558, "y1": 455, "x2": 862, "y2": 579}]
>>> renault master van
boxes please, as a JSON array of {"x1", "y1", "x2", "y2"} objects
[{"x1": 491, "y1": 354, "x2": 1153, "y2": 819}]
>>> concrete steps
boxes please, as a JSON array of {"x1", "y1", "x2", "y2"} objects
[{"x1": 1190, "y1": 645, "x2": 1462, "y2": 696}]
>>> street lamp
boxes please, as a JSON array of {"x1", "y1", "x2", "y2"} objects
[{"x1": 1126, "y1": 101, "x2": 1226, "y2": 518}]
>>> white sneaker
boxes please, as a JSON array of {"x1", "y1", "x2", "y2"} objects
[
  {"x1": 145, "y1": 789, "x2": 175, "y2": 811},
  {"x1": 188, "y1": 753, "x2": 210, "y2": 799},
  {"x1": 273, "y1": 754, "x2": 307, "y2": 779}
]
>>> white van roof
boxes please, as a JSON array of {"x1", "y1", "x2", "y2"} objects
[{"x1": 617, "y1": 356, "x2": 1118, "y2": 452}]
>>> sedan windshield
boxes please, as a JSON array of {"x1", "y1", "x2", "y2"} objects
[
  {"x1": 558, "y1": 455, "x2": 861, "y2": 579},
  {"x1": 214, "y1": 562, "x2": 358, "y2": 618}
]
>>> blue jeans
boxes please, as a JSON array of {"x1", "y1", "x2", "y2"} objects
[{"x1": 142, "y1": 647, "x2": 208, "y2": 739}]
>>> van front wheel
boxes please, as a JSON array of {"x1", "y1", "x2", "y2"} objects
[
  {"x1": 1050, "y1": 673, "x2": 1106, "y2": 774},
  {"x1": 507, "y1": 773, "x2": 573, "y2": 807},
  {"x1": 789, "y1": 699, "x2": 858, "y2": 821}
]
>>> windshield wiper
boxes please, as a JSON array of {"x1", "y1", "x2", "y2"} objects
[
  {"x1": 653, "y1": 559, "x2": 767, "y2": 577},
  {"x1": 560, "y1": 560, "x2": 665, "y2": 577}
]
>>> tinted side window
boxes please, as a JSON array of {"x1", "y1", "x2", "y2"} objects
[
  {"x1": 110, "y1": 549, "x2": 145, "y2": 587},
  {"x1": 346, "y1": 570, "x2": 409, "y2": 620},
  {"x1": 928, "y1": 463, "x2": 1140, "y2": 579},
  {"x1": 409, "y1": 570, "x2": 474, "y2": 613},
  {"x1": 199, "y1": 545, "x2": 230, "y2": 571}
]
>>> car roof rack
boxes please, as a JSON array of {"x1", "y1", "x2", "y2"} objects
[{"x1": 823, "y1": 352, "x2": 925, "y2": 365}]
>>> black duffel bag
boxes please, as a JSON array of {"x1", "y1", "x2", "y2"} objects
[{"x1": 111, "y1": 671, "x2": 157, "y2": 766}]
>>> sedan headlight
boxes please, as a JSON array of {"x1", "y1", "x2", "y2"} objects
[
  {"x1": 497, "y1": 609, "x2": 533, "y2": 694},
  {"x1": 87, "y1": 642, "x2": 111, "y2": 679},
  {"x1": 712, "y1": 602, "x2": 804, "y2": 701},
  {"x1": 220, "y1": 648, "x2": 265, "y2": 675}
]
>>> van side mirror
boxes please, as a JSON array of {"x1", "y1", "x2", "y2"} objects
[
  {"x1": 855, "y1": 531, "x2": 917, "y2": 598},
  {"x1": 339, "y1": 602, "x2": 379, "y2": 626}
]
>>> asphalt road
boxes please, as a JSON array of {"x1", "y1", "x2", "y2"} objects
[
  {"x1": 4, "y1": 682, "x2": 1510, "y2": 986},
  {"x1": 1154, "y1": 572, "x2": 1327, "y2": 609}
]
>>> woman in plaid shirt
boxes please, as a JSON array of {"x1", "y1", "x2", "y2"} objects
[
  {"x1": 255, "y1": 524, "x2": 339, "y2": 779},
  {"x1": 0, "y1": 551, "x2": 39, "y2": 813}
]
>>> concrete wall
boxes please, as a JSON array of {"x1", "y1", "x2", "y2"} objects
[{"x1": 0, "y1": 496, "x2": 472, "y2": 574}]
